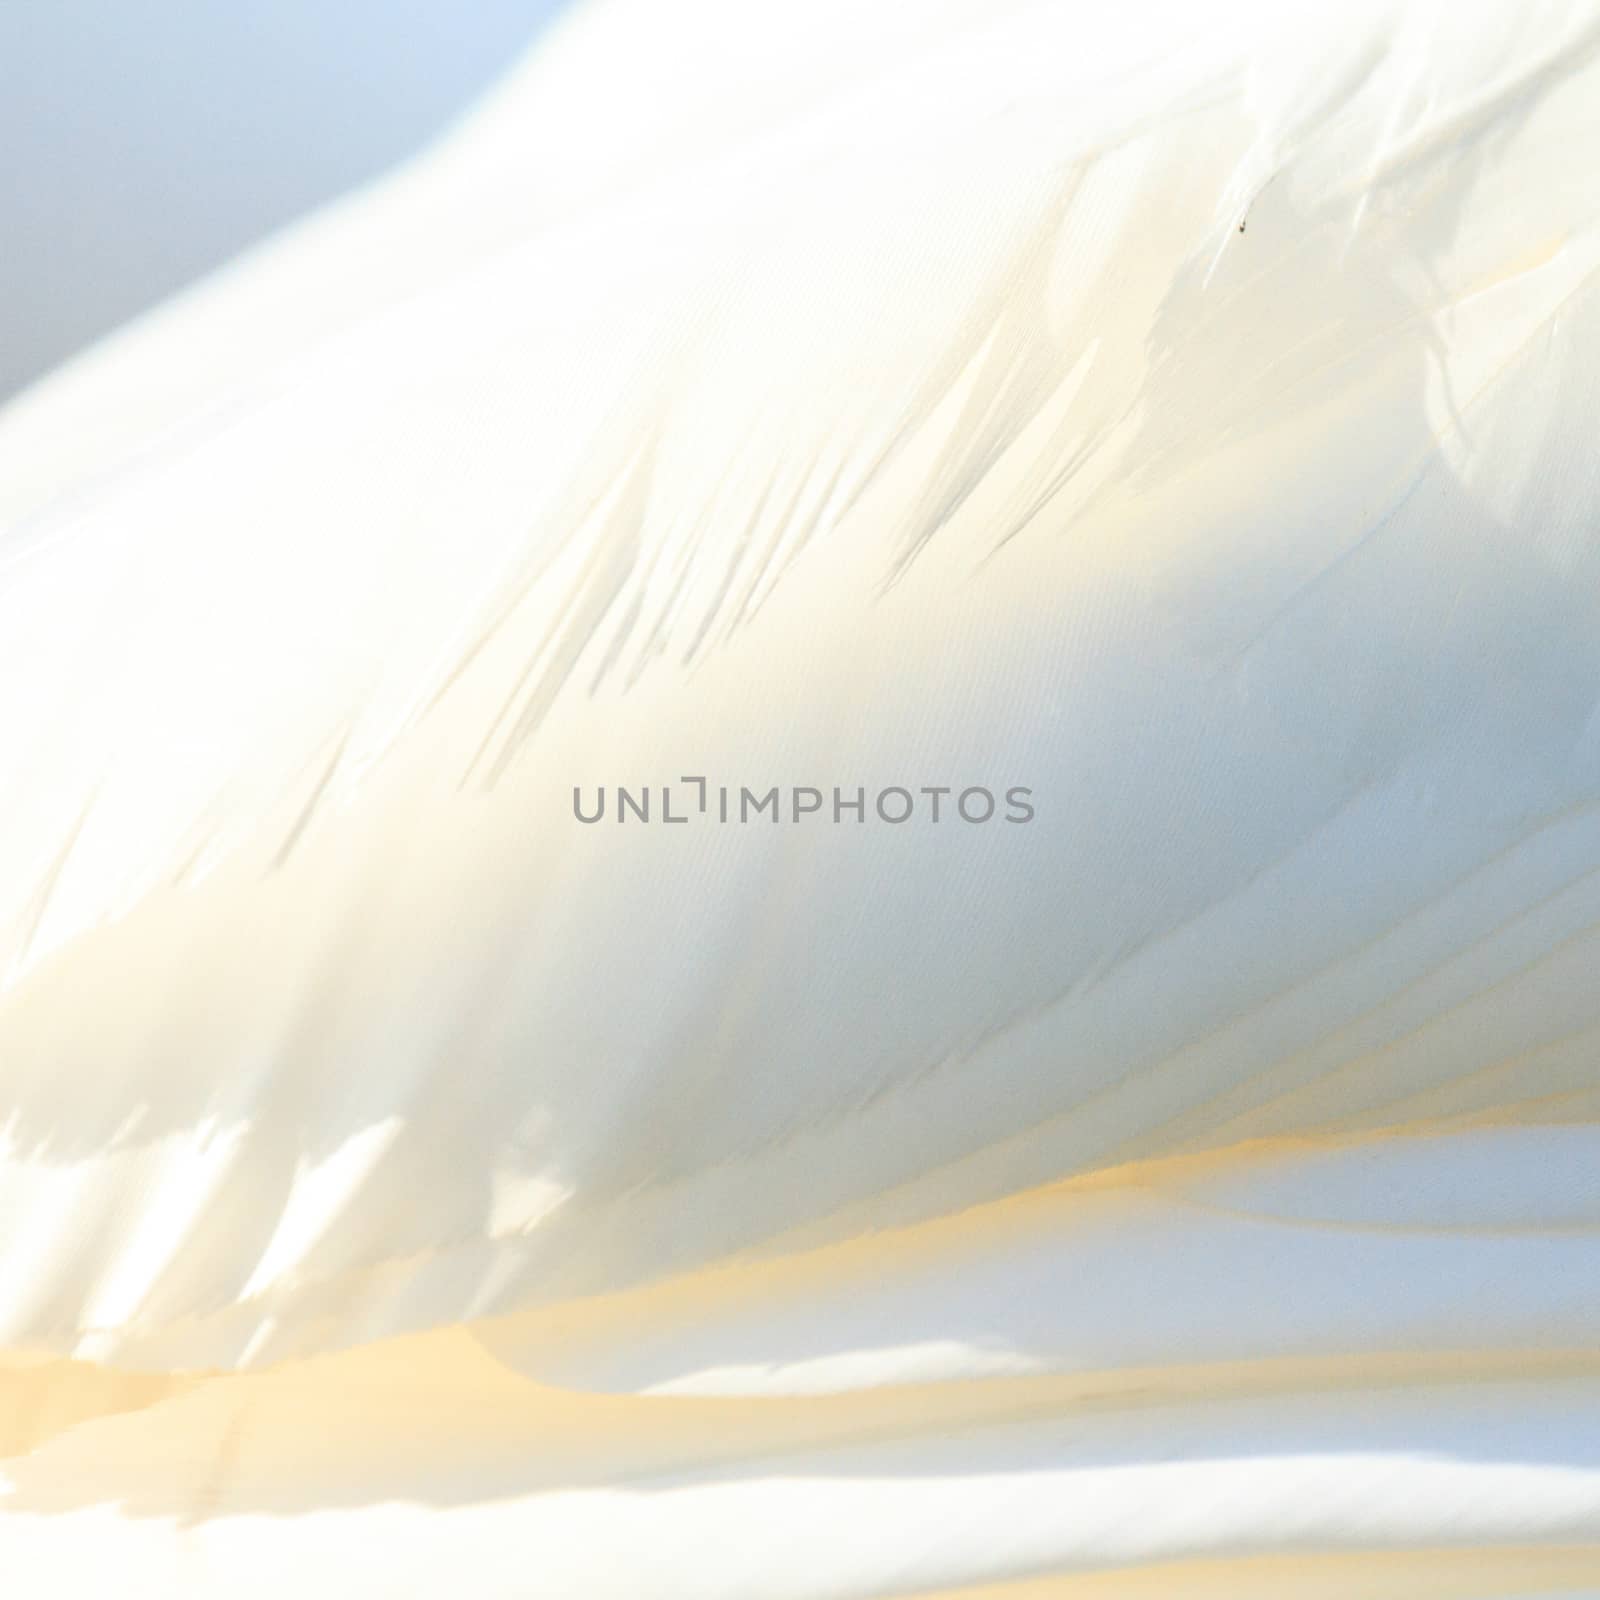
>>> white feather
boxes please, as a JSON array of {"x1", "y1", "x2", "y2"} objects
[{"x1": 5, "y1": 0, "x2": 1600, "y2": 1592}]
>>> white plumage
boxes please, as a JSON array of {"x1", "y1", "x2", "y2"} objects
[{"x1": 5, "y1": 0, "x2": 1600, "y2": 1593}]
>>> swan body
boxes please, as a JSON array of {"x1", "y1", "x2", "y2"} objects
[{"x1": 5, "y1": 0, "x2": 1600, "y2": 1593}]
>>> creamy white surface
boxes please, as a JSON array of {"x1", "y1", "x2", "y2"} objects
[{"x1": 4, "y1": 0, "x2": 1600, "y2": 1592}]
